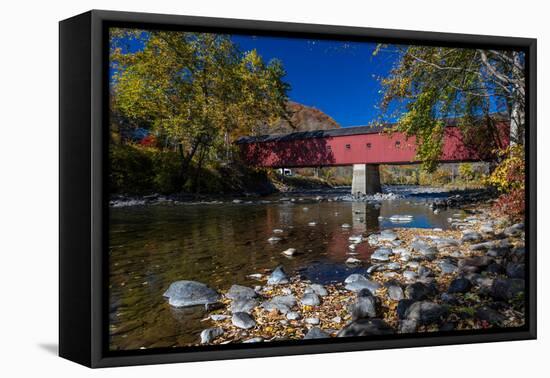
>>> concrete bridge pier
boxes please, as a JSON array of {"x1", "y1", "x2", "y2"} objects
[{"x1": 351, "y1": 164, "x2": 381, "y2": 196}]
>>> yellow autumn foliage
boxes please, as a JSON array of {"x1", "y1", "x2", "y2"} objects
[{"x1": 486, "y1": 145, "x2": 525, "y2": 193}]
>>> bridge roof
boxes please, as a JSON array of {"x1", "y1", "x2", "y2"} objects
[
  {"x1": 235, "y1": 114, "x2": 508, "y2": 144},
  {"x1": 235, "y1": 125, "x2": 386, "y2": 144}
]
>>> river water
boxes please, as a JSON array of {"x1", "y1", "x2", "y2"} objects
[{"x1": 108, "y1": 186, "x2": 459, "y2": 350}]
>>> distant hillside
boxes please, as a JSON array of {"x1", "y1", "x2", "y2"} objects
[{"x1": 259, "y1": 101, "x2": 341, "y2": 134}]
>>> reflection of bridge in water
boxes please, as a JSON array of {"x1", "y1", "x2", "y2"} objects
[
  {"x1": 351, "y1": 202, "x2": 379, "y2": 233},
  {"x1": 237, "y1": 118, "x2": 510, "y2": 195}
]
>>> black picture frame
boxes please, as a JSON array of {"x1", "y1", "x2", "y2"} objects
[{"x1": 59, "y1": 9, "x2": 537, "y2": 368}]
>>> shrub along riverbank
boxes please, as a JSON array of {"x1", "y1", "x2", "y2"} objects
[
  {"x1": 109, "y1": 143, "x2": 335, "y2": 197},
  {"x1": 380, "y1": 162, "x2": 490, "y2": 189}
]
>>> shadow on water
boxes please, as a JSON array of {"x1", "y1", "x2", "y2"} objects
[{"x1": 108, "y1": 186, "x2": 458, "y2": 350}]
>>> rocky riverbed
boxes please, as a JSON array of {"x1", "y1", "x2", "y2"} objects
[
  {"x1": 109, "y1": 185, "x2": 494, "y2": 208},
  {"x1": 159, "y1": 203, "x2": 526, "y2": 346}
]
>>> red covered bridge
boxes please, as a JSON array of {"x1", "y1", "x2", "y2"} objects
[{"x1": 236, "y1": 117, "x2": 510, "y2": 195}]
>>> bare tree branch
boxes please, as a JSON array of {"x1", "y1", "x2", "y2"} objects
[{"x1": 479, "y1": 49, "x2": 524, "y2": 98}]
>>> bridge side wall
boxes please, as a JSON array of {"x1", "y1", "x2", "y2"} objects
[{"x1": 238, "y1": 122, "x2": 509, "y2": 168}]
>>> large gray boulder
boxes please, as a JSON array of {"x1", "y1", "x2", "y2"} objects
[
  {"x1": 447, "y1": 278, "x2": 472, "y2": 294},
  {"x1": 307, "y1": 284, "x2": 328, "y2": 296},
  {"x1": 386, "y1": 282, "x2": 404, "y2": 301},
  {"x1": 470, "y1": 239, "x2": 511, "y2": 251},
  {"x1": 487, "y1": 247, "x2": 510, "y2": 258},
  {"x1": 200, "y1": 327, "x2": 224, "y2": 344},
  {"x1": 301, "y1": 293, "x2": 321, "y2": 306},
  {"x1": 349, "y1": 295, "x2": 379, "y2": 320},
  {"x1": 230, "y1": 298, "x2": 259, "y2": 314},
  {"x1": 337, "y1": 319, "x2": 394, "y2": 337},
  {"x1": 490, "y1": 278, "x2": 525, "y2": 300},
  {"x1": 344, "y1": 273, "x2": 368, "y2": 284},
  {"x1": 304, "y1": 327, "x2": 330, "y2": 339},
  {"x1": 226, "y1": 284, "x2": 257, "y2": 300},
  {"x1": 418, "y1": 265, "x2": 434, "y2": 278},
  {"x1": 378, "y1": 230, "x2": 398, "y2": 242},
  {"x1": 438, "y1": 261, "x2": 458, "y2": 274},
  {"x1": 479, "y1": 224, "x2": 495, "y2": 235},
  {"x1": 267, "y1": 266, "x2": 289, "y2": 285},
  {"x1": 345, "y1": 279, "x2": 381, "y2": 294},
  {"x1": 411, "y1": 240, "x2": 438, "y2": 260},
  {"x1": 371, "y1": 248, "x2": 392, "y2": 262},
  {"x1": 163, "y1": 281, "x2": 220, "y2": 308},
  {"x1": 398, "y1": 319, "x2": 418, "y2": 333},
  {"x1": 461, "y1": 231, "x2": 483, "y2": 243},
  {"x1": 458, "y1": 256, "x2": 493, "y2": 273},
  {"x1": 475, "y1": 306, "x2": 506, "y2": 325},
  {"x1": 396, "y1": 299, "x2": 416, "y2": 319},
  {"x1": 404, "y1": 301, "x2": 448, "y2": 325},
  {"x1": 402, "y1": 270, "x2": 418, "y2": 282},
  {"x1": 432, "y1": 237, "x2": 460, "y2": 248},
  {"x1": 261, "y1": 295, "x2": 297, "y2": 314},
  {"x1": 384, "y1": 262, "x2": 402, "y2": 271},
  {"x1": 503, "y1": 223, "x2": 524, "y2": 237},
  {"x1": 378, "y1": 230, "x2": 397, "y2": 241},
  {"x1": 506, "y1": 263, "x2": 525, "y2": 279},
  {"x1": 447, "y1": 277, "x2": 472, "y2": 294},
  {"x1": 405, "y1": 282, "x2": 435, "y2": 301},
  {"x1": 232, "y1": 312, "x2": 256, "y2": 329}
]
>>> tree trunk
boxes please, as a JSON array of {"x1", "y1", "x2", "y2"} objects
[
  {"x1": 479, "y1": 50, "x2": 525, "y2": 146},
  {"x1": 178, "y1": 140, "x2": 200, "y2": 188},
  {"x1": 510, "y1": 52, "x2": 525, "y2": 146},
  {"x1": 224, "y1": 131, "x2": 232, "y2": 162},
  {"x1": 193, "y1": 145, "x2": 208, "y2": 194}
]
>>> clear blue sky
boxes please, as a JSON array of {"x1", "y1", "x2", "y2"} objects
[{"x1": 232, "y1": 35, "x2": 397, "y2": 127}]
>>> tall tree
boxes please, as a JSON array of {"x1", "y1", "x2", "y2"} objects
[
  {"x1": 110, "y1": 29, "x2": 289, "y2": 185},
  {"x1": 375, "y1": 46, "x2": 525, "y2": 171}
]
